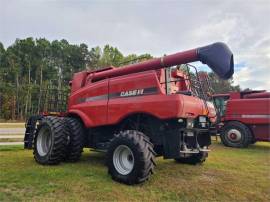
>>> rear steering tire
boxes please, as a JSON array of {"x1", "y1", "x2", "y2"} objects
[
  {"x1": 33, "y1": 116, "x2": 66, "y2": 165},
  {"x1": 220, "y1": 121, "x2": 252, "y2": 148},
  {"x1": 174, "y1": 152, "x2": 208, "y2": 165},
  {"x1": 107, "y1": 130, "x2": 156, "y2": 185}
]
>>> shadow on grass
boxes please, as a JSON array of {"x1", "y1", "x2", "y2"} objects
[{"x1": 80, "y1": 151, "x2": 106, "y2": 165}]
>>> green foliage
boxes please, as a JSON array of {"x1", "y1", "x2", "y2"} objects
[
  {"x1": 179, "y1": 65, "x2": 240, "y2": 94},
  {"x1": 0, "y1": 38, "x2": 152, "y2": 120},
  {"x1": 208, "y1": 72, "x2": 240, "y2": 93},
  {"x1": 0, "y1": 38, "x2": 240, "y2": 120}
]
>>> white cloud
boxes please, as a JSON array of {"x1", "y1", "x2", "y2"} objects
[
  {"x1": 0, "y1": 0, "x2": 270, "y2": 90},
  {"x1": 191, "y1": 11, "x2": 270, "y2": 90},
  {"x1": 234, "y1": 37, "x2": 270, "y2": 90}
]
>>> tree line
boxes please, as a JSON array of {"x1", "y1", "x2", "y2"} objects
[{"x1": 0, "y1": 37, "x2": 239, "y2": 120}]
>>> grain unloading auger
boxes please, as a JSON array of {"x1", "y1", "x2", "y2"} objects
[
  {"x1": 25, "y1": 42, "x2": 234, "y2": 185},
  {"x1": 90, "y1": 42, "x2": 233, "y2": 82}
]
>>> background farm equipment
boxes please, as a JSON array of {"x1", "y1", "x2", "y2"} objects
[{"x1": 213, "y1": 90, "x2": 270, "y2": 148}]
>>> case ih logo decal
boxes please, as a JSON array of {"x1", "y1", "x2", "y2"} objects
[
  {"x1": 109, "y1": 87, "x2": 157, "y2": 99},
  {"x1": 120, "y1": 89, "x2": 144, "y2": 97},
  {"x1": 77, "y1": 87, "x2": 157, "y2": 104}
]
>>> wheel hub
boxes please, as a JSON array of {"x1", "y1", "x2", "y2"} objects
[
  {"x1": 229, "y1": 133, "x2": 237, "y2": 139},
  {"x1": 227, "y1": 129, "x2": 241, "y2": 142},
  {"x1": 113, "y1": 145, "x2": 134, "y2": 175},
  {"x1": 36, "y1": 126, "x2": 52, "y2": 156}
]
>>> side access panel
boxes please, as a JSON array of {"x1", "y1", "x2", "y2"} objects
[
  {"x1": 107, "y1": 70, "x2": 182, "y2": 124},
  {"x1": 68, "y1": 80, "x2": 109, "y2": 127}
]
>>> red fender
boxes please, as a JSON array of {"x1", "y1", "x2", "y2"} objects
[{"x1": 68, "y1": 109, "x2": 94, "y2": 128}]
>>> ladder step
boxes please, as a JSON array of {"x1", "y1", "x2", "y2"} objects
[
  {"x1": 199, "y1": 148, "x2": 211, "y2": 152},
  {"x1": 180, "y1": 150, "x2": 200, "y2": 154}
]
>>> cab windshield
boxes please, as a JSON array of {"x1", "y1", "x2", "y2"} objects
[{"x1": 213, "y1": 96, "x2": 229, "y2": 117}]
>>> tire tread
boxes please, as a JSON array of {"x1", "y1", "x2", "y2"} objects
[
  {"x1": 33, "y1": 116, "x2": 66, "y2": 165},
  {"x1": 63, "y1": 117, "x2": 84, "y2": 162},
  {"x1": 107, "y1": 130, "x2": 156, "y2": 185}
]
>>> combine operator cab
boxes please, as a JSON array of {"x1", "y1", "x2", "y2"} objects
[
  {"x1": 161, "y1": 64, "x2": 217, "y2": 122},
  {"x1": 24, "y1": 42, "x2": 234, "y2": 185},
  {"x1": 161, "y1": 64, "x2": 214, "y2": 106},
  {"x1": 154, "y1": 64, "x2": 217, "y2": 156},
  {"x1": 212, "y1": 94, "x2": 230, "y2": 121}
]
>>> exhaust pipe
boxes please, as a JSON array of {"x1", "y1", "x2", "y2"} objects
[{"x1": 92, "y1": 42, "x2": 234, "y2": 81}]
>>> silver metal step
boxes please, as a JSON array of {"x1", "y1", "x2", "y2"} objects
[
  {"x1": 179, "y1": 146, "x2": 210, "y2": 154},
  {"x1": 199, "y1": 148, "x2": 211, "y2": 152},
  {"x1": 180, "y1": 149, "x2": 200, "y2": 154}
]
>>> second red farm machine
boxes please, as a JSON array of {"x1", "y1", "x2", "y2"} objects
[{"x1": 213, "y1": 91, "x2": 270, "y2": 148}]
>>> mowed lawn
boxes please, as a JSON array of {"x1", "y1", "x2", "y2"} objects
[{"x1": 0, "y1": 142, "x2": 269, "y2": 202}]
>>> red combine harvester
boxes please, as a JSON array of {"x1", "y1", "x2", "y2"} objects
[
  {"x1": 24, "y1": 42, "x2": 234, "y2": 184},
  {"x1": 213, "y1": 91, "x2": 270, "y2": 148}
]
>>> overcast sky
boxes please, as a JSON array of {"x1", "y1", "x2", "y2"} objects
[{"x1": 1, "y1": 0, "x2": 269, "y2": 90}]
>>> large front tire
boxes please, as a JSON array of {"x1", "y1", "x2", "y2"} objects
[
  {"x1": 34, "y1": 116, "x2": 66, "y2": 165},
  {"x1": 220, "y1": 121, "x2": 252, "y2": 148},
  {"x1": 107, "y1": 130, "x2": 156, "y2": 185}
]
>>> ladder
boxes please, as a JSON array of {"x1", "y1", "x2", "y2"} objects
[{"x1": 24, "y1": 115, "x2": 43, "y2": 149}]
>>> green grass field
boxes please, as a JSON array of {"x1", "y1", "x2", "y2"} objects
[{"x1": 0, "y1": 142, "x2": 269, "y2": 202}]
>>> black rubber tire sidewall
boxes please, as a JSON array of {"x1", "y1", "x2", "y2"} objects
[
  {"x1": 33, "y1": 117, "x2": 65, "y2": 165},
  {"x1": 108, "y1": 138, "x2": 142, "y2": 184},
  {"x1": 107, "y1": 130, "x2": 155, "y2": 185}
]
